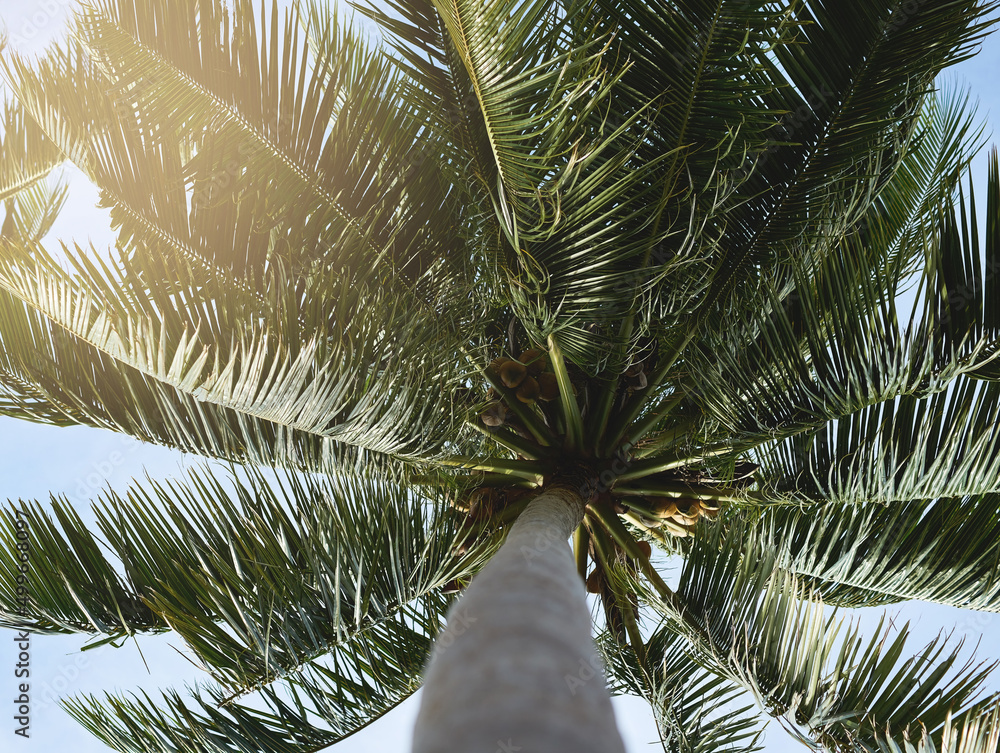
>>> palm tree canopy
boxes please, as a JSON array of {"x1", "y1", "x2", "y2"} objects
[{"x1": 2, "y1": 0, "x2": 1000, "y2": 751}]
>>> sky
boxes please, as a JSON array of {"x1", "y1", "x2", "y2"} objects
[{"x1": 0, "y1": 1, "x2": 999, "y2": 752}]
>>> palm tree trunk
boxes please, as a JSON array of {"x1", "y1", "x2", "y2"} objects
[{"x1": 412, "y1": 485, "x2": 627, "y2": 753}]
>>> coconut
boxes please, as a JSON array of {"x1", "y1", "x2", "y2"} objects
[
  {"x1": 499, "y1": 360, "x2": 528, "y2": 388},
  {"x1": 516, "y1": 375, "x2": 540, "y2": 403},
  {"x1": 518, "y1": 348, "x2": 547, "y2": 375},
  {"x1": 537, "y1": 372, "x2": 559, "y2": 401}
]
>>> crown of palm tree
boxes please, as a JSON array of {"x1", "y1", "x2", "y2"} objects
[{"x1": 3, "y1": 0, "x2": 1000, "y2": 751}]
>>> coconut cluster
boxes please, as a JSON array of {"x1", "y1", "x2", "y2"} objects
[
  {"x1": 449, "y1": 485, "x2": 532, "y2": 547},
  {"x1": 480, "y1": 349, "x2": 560, "y2": 428},
  {"x1": 473, "y1": 345, "x2": 736, "y2": 540},
  {"x1": 624, "y1": 497, "x2": 720, "y2": 538},
  {"x1": 451, "y1": 485, "x2": 519, "y2": 519}
]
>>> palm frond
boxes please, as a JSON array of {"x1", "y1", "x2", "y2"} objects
[
  {"x1": 0, "y1": 465, "x2": 486, "y2": 677},
  {"x1": 65, "y1": 0, "x2": 447, "y2": 281},
  {"x1": 2, "y1": 454, "x2": 493, "y2": 751},
  {"x1": 1, "y1": 7, "x2": 487, "y2": 463},
  {"x1": 0, "y1": 494, "x2": 159, "y2": 635},
  {"x1": 580, "y1": 0, "x2": 796, "y2": 328},
  {"x1": 634, "y1": 524, "x2": 998, "y2": 751},
  {"x1": 681, "y1": 145, "x2": 1000, "y2": 504},
  {"x1": 347, "y1": 0, "x2": 495, "y2": 188},
  {"x1": 63, "y1": 598, "x2": 446, "y2": 753},
  {"x1": 601, "y1": 626, "x2": 763, "y2": 753},
  {"x1": 600, "y1": 79, "x2": 989, "y2": 458},
  {"x1": 2, "y1": 178, "x2": 68, "y2": 244},
  {"x1": 359, "y1": 0, "x2": 672, "y2": 370},
  {"x1": 759, "y1": 377, "x2": 1000, "y2": 503},
  {"x1": 103, "y1": 467, "x2": 485, "y2": 690},
  {"x1": 747, "y1": 495, "x2": 1000, "y2": 612},
  {"x1": 0, "y1": 223, "x2": 478, "y2": 461},
  {"x1": 877, "y1": 701, "x2": 1000, "y2": 753},
  {"x1": 0, "y1": 273, "x2": 410, "y2": 472},
  {"x1": 790, "y1": 577, "x2": 907, "y2": 610},
  {"x1": 701, "y1": 0, "x2": 999, "y2": 316},
  {"x1": 684, "y1": 94, "x2": 992, "y2": 444},
  {"x1": 0, "y1": 97, "x2": 66, "y2": 202}
]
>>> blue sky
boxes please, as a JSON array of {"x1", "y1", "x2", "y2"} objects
[{"x1": 1, "y1": 2, "x2": 999, "y2": 752}]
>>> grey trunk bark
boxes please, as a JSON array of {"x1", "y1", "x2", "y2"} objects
[{"x1": 412, "y1": 486, "x2": 627, "y2": 753}]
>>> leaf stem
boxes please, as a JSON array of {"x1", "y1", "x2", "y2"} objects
[
  {"x1": 587, "y1": 376, "x2": 619, "y2": 456},
  {"x1": 466, "y1": 419, "x2": 543, "y2": 460},
  {"x1": 548, "y1": 334, "x2": 584, "y2": 453},
  {"x1": 602, "y1": 329, "x2": 696, "y2": 454},
  {"x1": 438, "y1": 456, "x2": 546, "y2": 483},
  {"x1": 615, "y1": 447, "x2": 735, "y2": 483},
  {"x1": 615, "y1": 480, "x2": 762, "y2": 504},
  {"x1": 633, "y1": 417, "x2": 700, "y2": 457},
  {"x1": 573, "y1": 523, "x2": 590, "y2": 582}
]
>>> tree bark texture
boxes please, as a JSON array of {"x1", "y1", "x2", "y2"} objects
[{"x1": 412, "y1": 486, "x2": 627, "y2": 753}]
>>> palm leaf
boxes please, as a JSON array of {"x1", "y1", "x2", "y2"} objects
[
  {"x1": 360, "y1": 0, "x2": 673, "y2": 370},
  {"x1": 877, "y1": 701, "x2": 1000, "y2": 753},
  {"x1": 580, "y1": 0, "x2": 796, "y2": 329},
  {"x1": 3, "y1": 462, "x2": 495, "y2": 749},
  {"x1": 66, "y1": 0, "x2": 437, "y2": 279},
  {"x1": 759, "y1": 377, "x2": 1000, "y2": 503},
  {"x1": 633, "y1": 524, "x2": 998, "y2": 752},
  {"x1": 682, "y1": 148, "x2": 1000, "y2": 504},
  {"x1": 0, "y1": 272, "x2": 412, "y2": 472},
  {"x1": 0, "y1": 465, "x2": 487, "y2": 669},
  {"x1": 0, "y1": 98, "x2": 66, "y2": 203},
  {"x1": 601, "y1": 625, "x2": 763, "y2": 753},
  {"x1": 590, "y1": 57, "x2": 994, "y2": 457},
  {"x1": 63, "y1": 598, "x2": 446, "y2": 753},
  {"x1": 684, "y1": 95, "x2": 992, "y2": 444},
  {"x1": 1, "y1": 7, "x2": 487, "y2": 463},
  {"x1": 747, "y1": 495, "x2": 1000, "y2": 613},
  {"x1": 701, "y1": 0, "x2": 998, "y2": 316}
]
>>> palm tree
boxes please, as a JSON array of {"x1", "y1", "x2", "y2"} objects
[{"x1": 3, "y1": 0, "x2": 1000, "y2": 750}]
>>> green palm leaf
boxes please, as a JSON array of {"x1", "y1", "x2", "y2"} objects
[
  {"x1": 701, "y1": 0, "x2": 997, "y2": 317},
  {"x1": 684, "y1": 102, "x2": 995, "y2": 448},
  {"x1": 632, "y1": 524, "x2": 998, "y2": 751},
  {"x1": 1, "y1": 17, "x2": 484, "y2": 465},
  {"x1": 64, "y1": 601, "x2": 444, "y2": 752},
  {"x1": 749, "y1": 494, "x2": 1000, "y2": 612},
  {"x1": 2, "y1": 461, "x2": 495, "y2": 747},
  {"x1": 602, "y1": 625, "x2": 763, "y2": 753},
  {"x1": 680, "y1": 146, "x2": 1000, "y2": 505},
  {"x1": 877, "y1": 702, "x2": 1000, "y2": 753}
]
